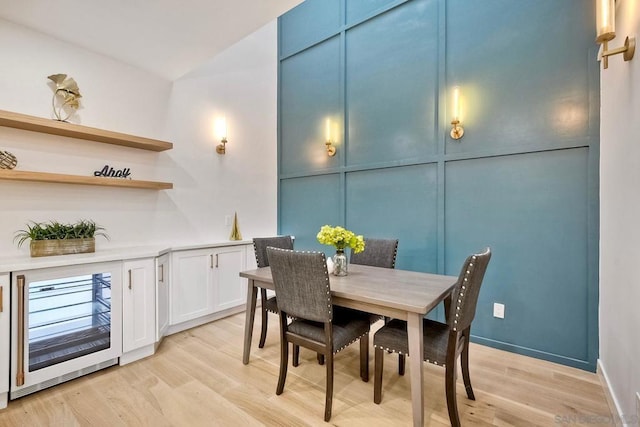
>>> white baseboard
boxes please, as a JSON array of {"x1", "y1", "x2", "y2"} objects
[
  {"x1": 166, "y1": 305, "x2": 246, "y2": 336},
  {"x1": 597, "y1": 359, "x2": 624, "y2": 422},
  {"x1": 0, "y1": 391, "x2": 7, "y2": 410}
]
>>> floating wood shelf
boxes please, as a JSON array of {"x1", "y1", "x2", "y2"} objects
[
  {"x1": 0, "y1": 169, "x2": 173, "y2": 190},
  {"x1": 0, "y1": 109, "x2": 173, "y2": 152}
]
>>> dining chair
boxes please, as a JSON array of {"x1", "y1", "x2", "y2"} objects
[
  {"x1": 267, "y1": 247, "x2": 371, "y2": 422},
  {"x1": 252, "y1": 236, "x2": 294, "y2": 349},
  {"x1": 372, "y1": 247, "x2": 491, "y2": 427},
  {"x1": 348, "y1": 237, "x2": 399, "y2": 325},
  {"x1": 349, "y1": 238, "x2": 399, "y2": 269}
]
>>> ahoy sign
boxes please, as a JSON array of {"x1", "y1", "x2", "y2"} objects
[{"x1": 94, "y1": 165, "x2": 132, "y2": 179}]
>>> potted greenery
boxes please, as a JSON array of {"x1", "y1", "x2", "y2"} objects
[
  {"x1": 316, "y1": 225, "x2": 365, "y2": 276},
  {"x1": 14, "y1": 220, "x2": 109, "y2": 257}
]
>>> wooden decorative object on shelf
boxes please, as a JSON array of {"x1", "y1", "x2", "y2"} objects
[
  {"x1": 30, "y1": 238, "x2": 95, "y2": 257},
  {"x1": 0, "y1": 150, "x2": 17, "y2": 169}
]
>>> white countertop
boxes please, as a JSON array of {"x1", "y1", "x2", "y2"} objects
[{"x1": 0, "y1": 240, "x2": 253, "y2": 273}]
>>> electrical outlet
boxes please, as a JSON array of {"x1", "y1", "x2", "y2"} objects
[
  {"x1": 224, "y1": 215, "x2": 232, "y2": 226},
  {"x1": 493, "y1": 302, "x2": 505, "y2": 319}
]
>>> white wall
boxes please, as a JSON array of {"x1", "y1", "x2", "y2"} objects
[
  {"x1": 165, "y1": 21, "x2": 278, "y2": 243},
  {"x1": 0, "y1": 18, "x2": 278, "y2": 256},
  {"x1": 599, "y1": 0, "x2": 640, "y2": 421}
]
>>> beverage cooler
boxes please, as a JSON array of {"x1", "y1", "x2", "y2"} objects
[{"x1": 10, "y1": 262, "x2": 122, "y2": 399}]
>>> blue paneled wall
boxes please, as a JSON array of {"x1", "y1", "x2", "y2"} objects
[{"x1": 278, "y1": 0, "x2": 599, "y2": 370}]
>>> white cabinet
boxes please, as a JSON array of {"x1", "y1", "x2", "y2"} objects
[
  {"x1": 155, "y1": 254, "x2": 170, "y2": 341},
  {"x1": 170, "y1": 248, "x2": 214, "y2": 325},
  {"x1": 213, "y1": 246, "x2": 246, "y2": 311},
  {"x1": 170, "y1": 245, "x2": 247, "y2": 329},
  {"x1": 0, "y1": 274, "x2": 9, "y2": 409},
  {"x1": 121, "y1": 258, "x2": 156, "y2": 364}
]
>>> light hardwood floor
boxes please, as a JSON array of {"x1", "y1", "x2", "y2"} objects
[{"x1": 0, "y1": 313, "x2": 612, "y2": 426}]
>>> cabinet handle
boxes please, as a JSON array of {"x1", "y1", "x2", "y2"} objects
[
  {"x1": 210, "y1": 254, "x2": 214, "y2": 269},
  {"x1": 128, "y1": 269, "x2": 132, "y2": 290},
  {"x1": 0, "y1": 285, "x2": 3, "y2": 313},
  {"x1": 17, "y1": 275, "x2": 25, "y2": 386},
  {"x1": 159, "y1": 264, "x2": 164, "y2": 283},
  {"x1": 215, "y1": 254, "x2": 219, "y2": 268}
]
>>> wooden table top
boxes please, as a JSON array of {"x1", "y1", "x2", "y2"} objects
[{"x1": 240, "y1": 264, "x2": 458, "y2": 316}]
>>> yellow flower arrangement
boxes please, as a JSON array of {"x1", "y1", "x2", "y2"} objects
[{"x1": 316, "y1": 225, "x2": 365, "y2": 253}]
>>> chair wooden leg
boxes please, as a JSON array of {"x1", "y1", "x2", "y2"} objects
[
  {"x1": 374, "y1": 346, "x2": 384, "y2": 404},
  {"x1": 258, "y1": 290, "x2": 268, "y2": 349},
  {"x1": 317, "y1": 353, "x2": 325, "y2": 365},
  {"x1": 398, "y1": 354, "x2": 405, "y2": 375},
  {"x1": 276, "y1": 316, "x2": 288, "y2": 395},
  {"x1": 461, "y1": 334, "x2": 475, "y2": 400},
  {"x1": 293, "y1": 345, "x2": 300, "y2": 367},
  {"x1": 324, "y1": 352, "x2": 334, "y2": 422},
  {"x1": 360, "y1": 333, "x2": 369, "y2": 382},
  {"x1": 445, "y1": 360, "x2": 461, "y2": 427}
]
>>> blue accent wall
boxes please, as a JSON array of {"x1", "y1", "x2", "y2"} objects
[{"x1": 278, "y1": 0, "x2": 599, "y2": 371}]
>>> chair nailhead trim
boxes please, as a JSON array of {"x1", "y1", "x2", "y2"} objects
[
  {"x1": 335, "y1": 331, "x2": 368, "y2": 354},
  {"x1": 374, "y1": 345, "x2": 407, "y2": 356}
]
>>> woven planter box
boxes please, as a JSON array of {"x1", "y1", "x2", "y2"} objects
[{"x1": 30, "y1": 238, "x2": 95, "y2": 257}]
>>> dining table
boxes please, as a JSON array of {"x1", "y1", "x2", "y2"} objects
[{"x1": 239, "y1": 263, "x2": 458, "y2": 427}]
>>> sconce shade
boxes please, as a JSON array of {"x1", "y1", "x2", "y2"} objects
[
  {"x1": 452, "y1": 86, "x2": 461, "y2": 123},
  {"x1": 325, "y1": 118, "x2": 331, "y2": 143},
  {"x1": 596, "y1": 0, "x2": 615, "y2": 43},
  {"x1": 215, "y1": 117, "x2": 227, "y2": 140}
]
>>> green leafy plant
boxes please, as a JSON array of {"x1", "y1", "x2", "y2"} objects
[
  {"x1": 14, "y1": 220, "x2": 109, "y2": 248},
  {"x1": 316, "y1": 225, "x2": 365, "y2": 253}
]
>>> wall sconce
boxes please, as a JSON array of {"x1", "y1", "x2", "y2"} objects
[
  {"x1": 325, "y1": 118, "x2": 336, "y2": 156},
  {"x1": 450, "y1": 86, "x2": 464, "y2": 140},
  {"x1": 596, "y1": 0, "x2": 635, "y2": 69},
  {"x1": 215, "y1": 117, "x2": 228, "y2": 155}
]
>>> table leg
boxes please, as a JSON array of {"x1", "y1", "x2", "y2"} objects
[
  {"x1": 407, "y1": 312, "x2": 424, "y2": 426},
  {"x1": 242, "y1": 279, "x2": 258, "y2": 365}
]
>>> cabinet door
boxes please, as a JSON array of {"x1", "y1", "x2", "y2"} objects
[
  {"x1": 213, "y1": 246, "x2": 247, "y2": 312},
  {"x1": 156, "y1": 254, "x2": 170, "y2": 341},
  {"x1": 170, "y1": 249, "x2": 215, "y2": 325},
  {"x1": 122, "y1": 259, "x2": 156, "y2": 353},
  {"x1": 0, "y1": 274, "x2": 8, "y2": 409}
]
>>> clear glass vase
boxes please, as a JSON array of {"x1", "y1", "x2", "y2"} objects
[{"x1": 333, "y1": 249, "x2": 348, "y2": 276}]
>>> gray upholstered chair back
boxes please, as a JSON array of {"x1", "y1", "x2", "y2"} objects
[
  {"x1": 350, "y1": 238, "x2": 398, "y2": 268},
  {"x1": 449, "y1": 247, "x2": 492, "y2": 332},
  {"x1": 267, "y1": 248, "x2": 332, "y2": 323},
  {"x1": 253, "y1": 236, "x2": 294, "y2": 268}
]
